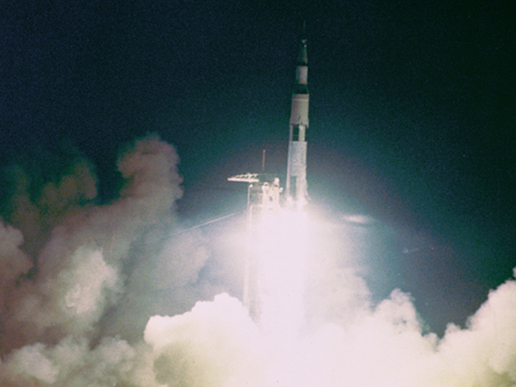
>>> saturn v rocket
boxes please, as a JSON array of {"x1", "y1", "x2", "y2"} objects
[
  {"x1": 228, "y1": 33, "x2": 310, "y2": 314},
  {"x1": 286, "y1": 35, "x2": 309, "y2": 208}
]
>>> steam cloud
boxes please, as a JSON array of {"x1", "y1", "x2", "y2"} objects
[{"x1": 1, "y1": 135, "x2": 516, "y2": 386}]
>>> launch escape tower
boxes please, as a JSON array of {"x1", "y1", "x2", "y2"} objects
[{"x1": 228, "y1": 33, "x2": 309, "y2": 313}]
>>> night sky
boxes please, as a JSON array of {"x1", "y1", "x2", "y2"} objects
[{"x1": 1, "y1": 0, "x2": 516, "y2": 335}]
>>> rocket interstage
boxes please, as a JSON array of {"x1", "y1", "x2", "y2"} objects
[{"x1": 286, "y1": 37, "x2": 309, "y2": 208}]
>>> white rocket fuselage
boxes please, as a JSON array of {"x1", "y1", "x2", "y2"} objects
[{"x1": 286, "y1": 38, "x2": 309, "y2": 207}]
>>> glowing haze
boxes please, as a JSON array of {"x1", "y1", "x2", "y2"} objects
[{"x1": 2, "y1": 136, "x2": 516, "y2": 386}]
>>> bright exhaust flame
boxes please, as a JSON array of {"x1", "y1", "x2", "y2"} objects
[{"x1": 256, "y1": 209, "x2": 308, "y2": 343}]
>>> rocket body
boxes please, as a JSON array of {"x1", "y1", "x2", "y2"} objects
[{"x1": 286, "y1": 38, "x2": 309, "y2": 207}]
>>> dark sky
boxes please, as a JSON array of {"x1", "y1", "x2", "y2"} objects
[{"x1": 1, "y1": 0, "x2": 515, "y2": 334}]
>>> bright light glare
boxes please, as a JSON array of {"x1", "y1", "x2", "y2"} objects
[{"x1": 255, "y1": 209, "x2": 309, "y2": 344}]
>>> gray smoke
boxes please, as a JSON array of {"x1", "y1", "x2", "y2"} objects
[
  {"x1": 0, "y1": 136, "x2": 214, "y2": 383},
  {"x1": 2, "y1": 136, "x2": 516, "y2": 386}
]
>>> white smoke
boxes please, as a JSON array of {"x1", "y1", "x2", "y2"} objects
[
  {"x1": 2, "y1": 135, "x2": 516, "y2": 386},
  {"x1": 145, "y1": 293, "x2": 265, "y2": 387},
  {"x1": 11, "y1": 247, "x2": 120, "y2": 339}
]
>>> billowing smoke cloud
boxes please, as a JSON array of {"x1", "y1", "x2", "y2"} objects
[
  {"x1": 0, "y1": 136, "x2": 213, "y2": 383},
  {"x1": 2, "y1": 135, "x2": 516, "y2": 386},
  {"x1": 145, "y1": 293, "x2": 265, "y2": 387},
  {"x1": 0, "y1": 221, "x2": 32, "y2": 312}
]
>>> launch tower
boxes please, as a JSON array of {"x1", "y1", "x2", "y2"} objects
[{"x1": 227, "y1": 173, "x2": 281, "y2": 314}]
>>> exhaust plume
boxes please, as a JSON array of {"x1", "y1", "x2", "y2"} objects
[{"x1": 1, "y1": 136, "x2": 516, "y2": 387}]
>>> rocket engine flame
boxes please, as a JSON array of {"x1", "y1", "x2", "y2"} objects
[{"x1": 255, "y1": 210, "x2": 308, "y2": 342}]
